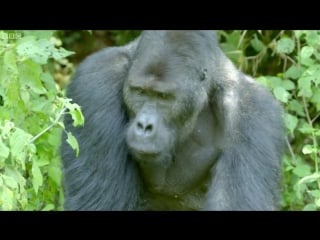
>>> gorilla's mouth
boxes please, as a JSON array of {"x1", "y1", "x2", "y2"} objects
[
  {"x1": 128, "y1": 144, "x2": 161, "y2": 160},
  {"x1": 132, "y1": 148, "x2": 160, "y2": 156},
  {"x1": 135, "y1": 150, "x2": 160, "y2": 159}
]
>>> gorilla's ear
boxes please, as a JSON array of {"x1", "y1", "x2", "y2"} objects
[{"x1": 200, "y1": 68, "x2": 208, "y2": 82}]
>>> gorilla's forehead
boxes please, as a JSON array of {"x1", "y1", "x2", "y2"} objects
[
  {"x1": 135, "y1": 31, "x2": 218, "y2": 66},
  {"x1": 141, "y1": 30, "x2": 217, "y2": 42}
]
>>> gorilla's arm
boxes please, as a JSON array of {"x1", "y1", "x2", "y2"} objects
[
  {"x1": 204, "y1": 66, "x2": 284, "y2": 210},
  {"x1": 61, "y1": 40, "x2": 143, "y2": 210}
]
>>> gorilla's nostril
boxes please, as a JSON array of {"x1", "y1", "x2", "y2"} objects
[
  {"x1": 137, "y1": 122, "x2": 144, "y2": 130},
  {"x1": 145, "y1": 124, "x2": 153, "y2": 132}
]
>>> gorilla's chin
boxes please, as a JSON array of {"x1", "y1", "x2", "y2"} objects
[{"x1": 130, "y1": 148, "x2": 161, "y2": 160}]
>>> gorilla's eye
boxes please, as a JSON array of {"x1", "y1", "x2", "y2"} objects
[
  {"x1": 130, "y1": 86, "x2": 174, "y2": 100},
  {"x1": 130, "y1": 86, "x2": 145, "y2": 95},
  {"x1": 158, "y1": 92, "x2": 173, "y2": 100}
]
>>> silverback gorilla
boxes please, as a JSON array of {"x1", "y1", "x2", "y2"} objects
[{"x1": 61, "y1": 30, "x2": 285, "y2": 210}]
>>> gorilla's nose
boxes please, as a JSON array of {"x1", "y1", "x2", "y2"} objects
[{"x1": 135, "y1": 113, "x2": 157, "y2": 138}]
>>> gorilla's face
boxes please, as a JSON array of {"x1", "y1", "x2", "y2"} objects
[{"x1": 123, "y1": 31, "x2": 208, "y2": 165}]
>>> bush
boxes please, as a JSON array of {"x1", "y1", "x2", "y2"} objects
[{"x1": 0, "y1": 30, "x2": 83, "y2": 210}]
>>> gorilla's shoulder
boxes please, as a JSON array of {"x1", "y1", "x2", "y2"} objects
[
  {"x1": 242, "y1": 74, "x2": 283, "y2": 114},
  {"x1": 66, "y1": 38, "x2": 141, "y2": 111}
]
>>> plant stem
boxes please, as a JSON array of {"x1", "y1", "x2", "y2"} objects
[{"x1": 29, "y1": 108, "x2": 67, "y2": 144}]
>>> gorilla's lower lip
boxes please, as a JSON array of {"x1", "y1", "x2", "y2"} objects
[
  {"x1": 135, "y1": 149, "x2": 160, "y2": 155},
  {"x1": 131, "y1": 147, "x2": 160, "y2": 157},
  {"x1": 128, "y1": 143, "x2": 161, "y2": 156}
]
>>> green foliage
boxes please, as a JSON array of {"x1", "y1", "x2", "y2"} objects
[
  {"x1": 0, "y1": 30, "x2": 83, "y2": 210},
  {"x1": 274, "y1": 31, "x2": 320, "y2": 210},
  {"x1": 109, "y1": 30, "x2": 142, "y2": 46},
  {"x1": 221, "y1": 30, "x2": 320, "y2": 210},
  {"x1": 276, "y1": 38, "x2": 295, "y2": 54}
]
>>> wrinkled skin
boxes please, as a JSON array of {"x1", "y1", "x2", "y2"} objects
[{"x1": 61, "y1": 31, "x2": 285, "y2": 210}]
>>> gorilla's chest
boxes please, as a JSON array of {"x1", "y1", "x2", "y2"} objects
[
  {"x1": 143, "y1": 177, "x2": 210, "y2": 210},
  {"x1": 139, "y1": 154, "x2": 215, "y2": 210},
  {"x1": 138, "y1": 106, "x2": 221, "y2": 210}
]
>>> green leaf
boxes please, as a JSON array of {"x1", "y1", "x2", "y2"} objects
[
  {"x1": 41, "y1": 72, "x2": 57, "y2": 93},
  {"x1": 284, "y1": 113, "x2": 298, "y2": 134},
  {"x1": 309, "y1": 190, "x2": 320, "y2": 198},
  {"x1": 66, "y1": 132, "x2": 80, "y2": 157},
  {"x1": 298, "y1": 76, "x2": 313, "y2": 98},
  {"x1": 6, "y1": 79, "x2": 20, "y2": 106},
  {"x1": 48, "y1": 165, "x2": 62, "y2": 186},
  {"x1": 42, "y1": 204, "x2": 55, "y2": 211},
  {"x1": 256, "y1": 76, "x2": 270, "y2": 89},
  {"x1": 32, "y1": 161, "x2": 43, "y2": 194},
  {"x1": 5, "y1": 167, "x2": 26, "y2": 190},
  {"x1": 302, "y1": 65, "x2": 320, "y2": 85},
  {"x1": 305, "y1": 31, "x2": 320, "y2": 47},
  {"x1": 293, "y1": 164, "x2": 311, "y2": 178},
  {"x1": 16, "y1": 38, "x2": 50, "y2": 64},
  {"x1": 52, "y1": 48, "x2": 75, "y2": 60},
  {"x1": 3, "y1": 175, "x2": 18, "y2": 189},
  {"x1": 65, "y1": 101, "x2": 85, "y2": 127},
  {"x1": 251, "y1": 34, "x2": 265, "y2": 52},
  {"x1": 294, "y1": 30, "x2": 306, "y2": 39},
  {"x1": 300, "y1": 46, "x2": 314, "y2": 59},
  {"x1": 288, "y1": 100, "x2": 305, "y2": 116},
  {"x1": 47, "y1": 129, "x2": 61, "y2": 146},
  {"x1": 0, "y1": 138, "x2": 10, "y2": 159},
  {"x1": 273, "y1": 86, "x2": 290, "y2": 103},
  {"x1": 299, "y1": 126, "x2": 315, "y2": 134},
  {"x1": 311, "y1": 88, "x2": 320, "y2": 105},
  {"x1": 0, "y1": 121, "x2": 14, "y2": 137},
  {"x1": 37, "y1": 38, "x2": 55, "y2": 53},
  {"x1": 9, "y1": 128, "x2": 28, "y2": 159},
  {"x1": 226, "y1": 31, "x2": 242, "y2": 47},
  {"x1": 303, "y1": 204, "x2": 317, "y2": 211},
  {"x1": 302, "y1": 144, "x2": 316, "y2": 154},
  {"x1": 268, "y1": 76, "x2": 282, "y2": 89},
  {"x1": 30, "y1": 99, "x2": 51, "y2": 113},
  {"x1": 18, "y1": 60, "x2": 47, "y2": 95},
  {"x1": 314, "y1": 51, "x2": 320, "y2": 61},
  {"x1": 20, "y1": 91, "x2": 30, "y2": 104},
  {"x1": 284, "y1": 65, "x2": 302, "y2": 80},
  {"x1": 298, "y1": 122, "x2": 314, "y2": 134},
  {"x1": 3, "y1": 50, "x2": 18, "y2": 76},
  {"x1": 315, "y1": 129, "x2": 320, "y2": 137},
  {"x1": 0, "y1": 186, "x2": 14, "y2": 210},
  {"x1": 276, "y1": 38, "x2": 295, "y2": 54},
  {"x1": 281, "y1": 80, "x2": 295, "y2": 90},
  {"x1": 70, "y1": 108, "x2": 85, "y2": 127},
  {"x1": 37, "y1": 158, "x2": 50, "y2": 167},
  {"x1": 300, "y1": 57, "x2": 315, "y2": 67}
]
